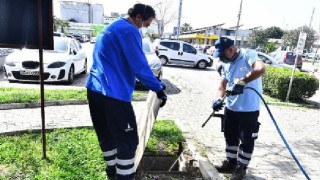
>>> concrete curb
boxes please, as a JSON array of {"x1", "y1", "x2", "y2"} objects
[
  {"x1": 267, "y1": 101, "x2": 319, "y2": 108},
  {"x1": 0, "y1": 126, "x2": 93, "y2": 135},
  {"x1": 0, "y1": 100, "x2": 87, "y2": 110},
  {"x1": 173, "y1": 118, "x2": 222, "y2": 180},
  {"x1": 186, "y1": 139, "x2": 222, "y2": 180},
  {"x1": 0, "y1": 96, "x2": 147, "y2": 110}
]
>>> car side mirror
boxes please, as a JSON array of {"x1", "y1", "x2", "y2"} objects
[
  {"x1": 69, "y1": 49, "x2": 77, "y2": 55},
  {"x1": 194, "y1": 49, "x2": 197, "y2": 54},
  {"x1": 265, "y1": 60, "x2": 272, "y2": 64}
]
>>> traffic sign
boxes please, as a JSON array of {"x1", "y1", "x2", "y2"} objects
[
  {"x1": 295, "y1": 32, "x2": 307, "y2": 54},
  {"x1": 173, "y1": 27, "x2": 178, "y2": 35}
]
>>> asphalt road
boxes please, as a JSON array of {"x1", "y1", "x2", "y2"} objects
[
  {"x1": 0, "y1": 44, "x2": 319, "y2": 179},
  {"x1": 0, "y1": 42, "x2": 319, "y2": 88}
]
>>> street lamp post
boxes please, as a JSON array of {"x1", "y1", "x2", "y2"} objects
[
  {"x1": 234, "y1": 0, "x2": 243, "y2": 46},
  {"x1": 176, "y1": 0, "x2": 183, "y2": 40}
]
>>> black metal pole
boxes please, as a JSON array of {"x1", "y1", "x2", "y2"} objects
[{"x1": 37, "y1": 0, "x2": 46, "y2": 159}]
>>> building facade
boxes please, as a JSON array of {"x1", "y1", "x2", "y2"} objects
[
  {"x1": 54, "y1": 0, "x2": 104, "y2": 24},
  {"x1": 177, "y1": 24, "x2": 253, "y2": 47}
]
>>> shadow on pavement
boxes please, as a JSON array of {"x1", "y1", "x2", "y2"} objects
[
  {"x1": 135, "y1": 78, "x2": 181, "y2": 95},
  {"x1": 163, "y1": 64, "x2": 217, "y2": 72},
  {"x1": 0, "y1": 72, "x2": 88, "y2": 89}
]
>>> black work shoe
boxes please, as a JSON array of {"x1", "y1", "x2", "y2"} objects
[
  {"x1": 230, "y1": 165, "x2": 247, "y2": 180},
  {"x1": 107, "y1": 176, "x2": 116, "y2": 180},
  {"x1": 215, "y1": 160, "x2": 237, "y2": 173}
]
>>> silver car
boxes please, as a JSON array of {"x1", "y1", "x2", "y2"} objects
[
  {"x1": 135, "y1": 39, "x2": 163, "y2": 88},
  {"x1": 142, "y1": 39, "x2": 163, "y2": 79}
]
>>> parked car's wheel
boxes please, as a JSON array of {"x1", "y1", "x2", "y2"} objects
[
  {"x1": 196, "y1": 60, "x2": 207, "y2": 69},
  {"x1": 81, "y1": 59, "x2": 87, "y2": 74},
  {"x1": 157, "y1": 71, "x2": 163, "y2": 79},
  {"x1": 67, "y1": 65, "x2": 75, "y2": 84},
  {"x1": 159, "y1": 56, "x2": 168, "y2": 65}
]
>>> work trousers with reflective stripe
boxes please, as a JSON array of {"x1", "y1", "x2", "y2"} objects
[
  {"x1": 223, "y1": 108, "x2": 260, "y2": 168},
  {"x1": 87, "y1": 89, "x2": 139, "y2": 180}
]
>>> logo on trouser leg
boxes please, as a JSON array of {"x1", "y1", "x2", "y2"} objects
[{"x1": 125, "y1": 123, "x2": 133, "y2": 132}]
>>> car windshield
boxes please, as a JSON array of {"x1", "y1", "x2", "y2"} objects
[
  {"x1": 286, "y1": 52, "x2": 296, "y2": 59},
  {"x1": 54, "y1": 39, "x2": 68, "y2": 52},
  {"x1": 142, "y1": 41, "x2": 152, "y2": 54}
]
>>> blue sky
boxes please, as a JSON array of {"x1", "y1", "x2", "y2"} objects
[{"x1": 72, "y1": 0, "x2": 320, "y2": 32}]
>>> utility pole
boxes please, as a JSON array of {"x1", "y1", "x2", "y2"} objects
[
  {"x1": 176, "y1": 0, "x2": 183, "y2": 40},
  {"x1": 308, "y1": 7, "x2": 318, "y2": 66},
  {"x1": 234, "y1": 0, "x2": 243, "y2": 46},
  {"x1": 309, "y1": 7, "x2": 315, "y2": 29}
]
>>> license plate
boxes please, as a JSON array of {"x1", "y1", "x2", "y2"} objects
[{"x1": 20, "y1": 70, "x2": 39, "y2": 75}]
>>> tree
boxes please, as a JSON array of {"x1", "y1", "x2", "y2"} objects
[
  {"x1": 69, "y1": 18, "x2": 77, "y2": 23},
  {"x1": 53, "y1": 16, "x2": 59, "y2": 32},
  {"x1": 264, "y1": 42, "x2": 277, "y2": 53},
  {"x1": 59, "y1": 19, "x2": 69, "y2": 33},
  {"x1": 282, "y1": 26, "x2": 317, "y2": 51},
  {"x1": 53, "y1": 16, "x2": 69, "y2": 33},
  {"x1": 153, "y1": 0, "x2": 178, "y2": 37},
  {"x1": 180, "y1": 23, "x2": 192, "y2": 33},
  {"x1": 264, "y1": 26, "x2": 284, "y2": 39},
  {"x1": 90, "y1": 25, "x2": 104, "y2": 37},
  {"x1": 247, "y1": 30, "x2": 267, "y2": 48}
]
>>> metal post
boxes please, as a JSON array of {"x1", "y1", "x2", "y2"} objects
[
  {"x1": 286, "y1": 32, "x2": 307, "y2": 101},
  {"x1": 312, "y1": 48, "x2": 319, "y2": 65},
  {"x1": 234, "y1": 0, "x2": 243, "y2": 46},
  {"x1": 37, "y1": 0, "x2": 46, "y2": 159},
  {"x1": 176, "y1": 0, "x2": 183, "y2": 40},
  {"x1": 285, "y1": 55, "x2": 298, "y2": 101}
]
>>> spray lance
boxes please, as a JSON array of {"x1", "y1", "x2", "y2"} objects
[{"x1": 201, "y1": 91, "x2": 230, "y2": 128}]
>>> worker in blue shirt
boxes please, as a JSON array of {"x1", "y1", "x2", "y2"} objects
[
  {"x1": 86, "y1": 3, "x2": 167, "y2": 180},
  {"x1": 212, "y1": 37, "x2": 266, "y2": 180}
]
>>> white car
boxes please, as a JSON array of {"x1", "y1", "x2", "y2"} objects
[
  {"x1": 155, "y1": 40, "x2": 213, "y2": 69},
  {"x1": 136, "y1": 39, "x2": 163, "y2": 89},
  {"x1": 4, "y1": 37, "x2": 87, "y2": 84},
  {"x1": 142, "y1": 39, "x2": 163, "y2": 79}
]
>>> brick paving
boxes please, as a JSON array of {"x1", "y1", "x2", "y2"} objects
[{"x1": 0, "y1": 65, "x2": 319, "y2": 179}]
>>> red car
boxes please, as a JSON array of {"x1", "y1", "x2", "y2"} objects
[{"x1": 271, "y1": 51, "x2": 303, "y2": 69}]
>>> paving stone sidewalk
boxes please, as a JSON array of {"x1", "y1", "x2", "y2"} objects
[{"x1": 0, "y1": 66, "x2": 319, "y2": 179}]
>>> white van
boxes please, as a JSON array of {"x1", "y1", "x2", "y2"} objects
[{"x1": 155, "y1": 40, "x2": 213, "y2": 69}]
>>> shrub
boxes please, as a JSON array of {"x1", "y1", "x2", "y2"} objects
[{"x1": 263, "y1": 66, "x2": 319, "y2": 101}]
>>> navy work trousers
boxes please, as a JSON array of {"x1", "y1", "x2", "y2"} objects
[
  {"x1": 223, "y1": 108, "x2": 260, "y2": 168},
  {"x1": 87, "y1": 89, "x2": 139, "y2": 180}
]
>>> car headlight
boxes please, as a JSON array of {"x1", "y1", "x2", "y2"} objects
[
  {"x1": 150, "y1": 62, "x2": 161, "y2": 69},
  {"x1": 5, "y1": 60, "x2": 16, "y2": 67},
  {"x1": 48, "y1": 61, "x2": 66, "y2": 68}
]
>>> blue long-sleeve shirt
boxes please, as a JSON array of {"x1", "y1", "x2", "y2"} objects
[{"x1": 86, "y1": 18, "x2": 162, "y2": 102}]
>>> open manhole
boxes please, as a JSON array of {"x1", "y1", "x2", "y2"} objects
[{"x1": 136, "y1": 143, "x2": 204, "y2": 179}]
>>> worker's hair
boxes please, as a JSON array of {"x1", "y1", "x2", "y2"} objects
[{"x1": 127, "y1": 3, "x2": 155, "y2": 20}]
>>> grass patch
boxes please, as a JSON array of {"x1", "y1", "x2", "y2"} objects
[
  {"x1": 263, "y1": 94, "x2": 315, "y2": 108},
  {"x1": 146, "y1": 120, "x2": 185, "y2": 155},
  {"x1": 0, "y1": 120, "x2": 183, "y2": 179},
  {"x1": 0, "y1": 88, "x2": 146, "y2": 104},
  {"x1": 0, "y1": 128, "x2": 105, "y2": 180}
]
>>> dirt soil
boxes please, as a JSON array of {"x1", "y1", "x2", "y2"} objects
[{"x1": 136, "y1": 148, "x2": 204, "y2": 179}]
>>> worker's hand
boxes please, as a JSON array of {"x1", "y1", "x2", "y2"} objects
[
  {"x1": 160, "y1": 81, "x2": 166, "y2": 90},
  {"x1": 156, "y1": 77, "x2": 166, "y2": 90},
  {"x1": 156, "y1": 90, "x2": 167, "y2": 107},
  {"x1": 227, "y1": 78, "x2": 245, "y2": 95},
  {"x1": 212, "y1": 98, "x2": 224, "y2": 111}
]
